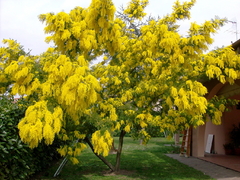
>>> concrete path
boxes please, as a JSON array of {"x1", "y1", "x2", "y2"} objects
[{"x1": 166, "y1": 154, "x2": 240, "y2": 180}]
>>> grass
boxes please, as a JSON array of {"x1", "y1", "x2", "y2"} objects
[{"x1": 31, "y1": 137, "x2": 214, "y2": 180}]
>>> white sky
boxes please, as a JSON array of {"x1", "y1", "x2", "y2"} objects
[{"x1": 0, "y1": 0, "x2": 239, "y2": 55}]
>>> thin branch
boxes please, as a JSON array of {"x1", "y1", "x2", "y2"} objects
[{"x1": 84, "y1": 137, "x2": 115, "y2": 171}]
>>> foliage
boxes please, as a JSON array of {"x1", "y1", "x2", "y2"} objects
[
  {"x1": 206, "y1": 96, "x2": 239, "y2": 125},
  {"x1": 0, "y1": 0, "x2": 240, "y2": 173},
  {"x1": 0, "y1": 96, "x2": 30, "y2": 179},
  {"x1": 0, "y1": 96, "x2": 62, "y2": 179},
  {"x1": 229, "y1": 123, "x2": 240, "y2": 148},
  {"x1": 223, "y1": 142, "x2": 234, "y2": 149}
]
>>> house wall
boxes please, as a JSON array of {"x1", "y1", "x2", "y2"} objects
[
  {"x1": 192, "y1": 125, "x2": 205, "y2": 157},
  {"x1": 203, "y1": 94, "x2": 240, "y2": 155},
  {"x1": 192, "y1": 94, "x2": 240, "y2": 157},
  {"x1": 204, "y1": 121, "x2": 225, "y2": 154}
]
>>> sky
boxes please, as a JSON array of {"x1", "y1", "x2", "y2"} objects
[{"x1": 0, "y1": 0, "x2": 239, "y2": 55}]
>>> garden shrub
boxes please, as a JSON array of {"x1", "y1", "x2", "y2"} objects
[{"x1": 0, "y1": 97, "x2": 62, "y2": 180}]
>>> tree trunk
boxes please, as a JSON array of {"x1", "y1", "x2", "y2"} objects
[
  {"x1": 85, "y1": 137, "x2": 115, "y2": 172},
  {"x1": 115, "y1": 130, "x2": 126, "y2": 172}
]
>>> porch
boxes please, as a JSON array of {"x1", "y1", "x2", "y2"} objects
[
  {"x1": 166, "y1": 153, "x2": 240, "y2": 179},
  {"x1": 199, "y1": 154, "x2": 240, "y2": 172}
]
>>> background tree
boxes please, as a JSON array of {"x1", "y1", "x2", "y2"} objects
[{"x1": 1, "y1": 0, "x2": 240, "y2": 173}]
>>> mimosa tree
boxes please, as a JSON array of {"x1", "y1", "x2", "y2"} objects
[{"x1": 1, "y1": 0, "x2": 240, "y2": 172}]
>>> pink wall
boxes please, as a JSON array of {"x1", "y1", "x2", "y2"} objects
[
  {"x1": 192, "y1": 125, "x2": 205, "y2": 157},
  {"x1": 204, "y1": 121, "x2": 225, "y2": 154},
  {"x1": 192, "y1": 80, "x2": 240, "y2": 157},
  {"x1": 204, "y1": 94, "x2": 240, "y2": 155}
]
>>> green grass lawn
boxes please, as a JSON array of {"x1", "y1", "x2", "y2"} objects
[{"x1": 32, "y1": 137, "x2": 214, "y2": 180}]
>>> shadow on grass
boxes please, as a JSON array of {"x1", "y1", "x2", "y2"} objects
[
  {"x1": 118, "y1": 151, "x2": 212, "y2": 180},
  {"x1": 36, "y1": 137, "x2": 214, "y2": 180}
]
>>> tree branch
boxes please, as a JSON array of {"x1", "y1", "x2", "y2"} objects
[{"x1": 84, "y1": 137, "x2": 115, "y2": 172}]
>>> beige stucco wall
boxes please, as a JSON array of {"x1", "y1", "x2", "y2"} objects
[
  {"x1": 192, "y1": 125, "x2": 205, "y2": 157},
  {"x1": 204, "y1": 121, "x2": 225, "y2": 154},
  {"x1": 203, "y1": 104, "x2": 240, "y2": 155},
  {"x1": 192, "y1": 89, "x2": 240, "y2": 157}
]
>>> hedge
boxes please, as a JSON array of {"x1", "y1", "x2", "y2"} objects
[{"x1": 0, "y1": 97, "x2": 62, "y2": 180}]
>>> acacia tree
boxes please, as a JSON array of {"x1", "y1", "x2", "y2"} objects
[{"x1": 1, "y1": 0, "x2": 240, "y2": 172}]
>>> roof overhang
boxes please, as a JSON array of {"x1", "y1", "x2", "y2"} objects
[{"x1": 232, "y1": 39, "x2": 240, "y2": 51}]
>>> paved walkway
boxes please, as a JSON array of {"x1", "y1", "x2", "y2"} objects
[{"x1": 166, "y1": 154, "x2": 240, "y2": 180}]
